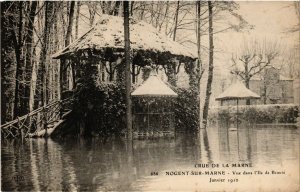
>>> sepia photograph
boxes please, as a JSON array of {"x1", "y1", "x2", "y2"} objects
[{"x1": 1, "y1": 0, "x2": 299, "y2": 191}]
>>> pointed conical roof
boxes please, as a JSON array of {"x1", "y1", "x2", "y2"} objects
[
  {"x1": 216, "y1": 81, "x2": 260, "y2": 100},
  {"x1": 131, "y1": 75, "x2": 177, "y2": 97}
]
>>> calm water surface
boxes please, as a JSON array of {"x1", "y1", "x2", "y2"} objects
[{"x1": 2, "y1": 124, "x2": 299, "y2": 191}]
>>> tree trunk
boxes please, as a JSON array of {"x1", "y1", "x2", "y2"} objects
[
  {"x1": 88, "y1": 3, "x2": 96, "y2": 26},
  {"x1": 196, "y1": 1, "x2": 202, "y2": 129},
  {"x1": 65, "y1": 1, "x2": 75, "y2": 47},
  {"x1": 159, "y1": 1, "x2": 169, "y2": 32},
  {"x1": 59, "y1": 58, "x2": 67, "y2": 99},
  {"x1": 53, "y1": 4, "x2": 60, "y2": 101},
  {"x1": 164, "y1": 62, "x2": 177, "y2": 86},
  {"x1": 24, "y1": 1, "x2": 38, "y2": 113},
  {"x1": 263, "y1": 80, "x2": 267, "y2": 104},
  {"x1": 75, "y1": 2, "x2": 81, "y2": 39},
  {"x1": 130, "y1": 1, "x2": 134, "y2": 16},
  {"x1": 132, "y1": 63, "x2": 136, "y2": 83},
  {"x1": 39, "y1": 1, "x2": 53, "y2": 106},
  {"x1": 202, "y1": 1, "x2": 214, "y2": 129},
  {"x1": 65, "y1": 1, "x2": 76, "y2": 89},
  {"x1": 12, "y1": 2, "x2": 24, "y2": 118},
  {"x1": 245, "y1": 79, "x2": 251, "y2": 105},
  {"x1": 173, "y1": 1, "x2": 180, "y2": 41},
  {"x1": 2, "y1": 2, "x2": 18, "y2": 122},
  {"x1": 140, "y1": 3, "x2": 145, "y2": 20},
  {"x1": 113, "y1": 1, "x2": 121, "y2": 16},
  {"x1": 124, "y1": 1, "x2": 133, "y2": 140}
]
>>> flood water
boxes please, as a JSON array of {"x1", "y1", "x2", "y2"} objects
[{"x1": 2, "y1": 124, "x2": 299, "y2": 191}]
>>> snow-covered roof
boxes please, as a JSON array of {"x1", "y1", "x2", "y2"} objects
[
  {"x1": 216, "y1": 81, "x2": 260, "y2": 100},
  {"x1": 52, "y1": 14, "x2": 197, "y2": 60},
  {"x1": 131, "y1": 74, "x2": 177, "y2": 97}
]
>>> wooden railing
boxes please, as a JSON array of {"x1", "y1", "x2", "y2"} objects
[{"x1": 1, "y1": 98, "x2": 72, "y2": 138}]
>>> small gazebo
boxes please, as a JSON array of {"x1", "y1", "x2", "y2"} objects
[
  {"x1": 216, "y1": 81, "x2": 260, "y2": 106},
  {"x1": 216, "y1": 81, "x2": 260, "y2": 130},
  {"x1": 131, "y1": 72, "x2": 177, "y2": 138}
]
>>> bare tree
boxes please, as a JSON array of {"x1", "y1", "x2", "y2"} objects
[
  {"x1": 196, "y1": 1, "x2": 205, "y2": 128},
  {"x1": 9, "y1": 2, "x2": 24, "y2": 118},
  {"x1": 202, "y1": 1, "x2": 214, "y2": 129},
  {"x1": 87, "y1": 2, "x2": 97, "y2": 26},
  {"x1": 74, "y1": 1, "x2": 81, "y2": 39},
  {"x1": 111, "y1": 1, "x2": 121, "y2": 16},
  {"x1": 65, "y1": 2, "x2": 75, "y2": 47},
  {"x1": 173, "y1": 1, "x2": 180, "y2": 41},
  {"x1": 286, "y1": 2, "x2": 300, "y2": 33},
  {"x1": 124, "y1": 1, "x2": 132, "y2": 140},
  {"x1": 65, "y1": 1, "x2": 76, "y2": 89},
  {"x1": 23, "y1": 1, "x2": 38, "y2": 114},
  {"x1": 1, "y1": 2, "x2": 19, "y2": 121},
  {"x1": 39, "y1": 2, "x2": 54, "y2": 106},
  {"x1": 280, "y1": 48, "x2": 300, "y2": 78},
  {"x1": 230, "y1": 38, "x2": 280, "y2": 104}
]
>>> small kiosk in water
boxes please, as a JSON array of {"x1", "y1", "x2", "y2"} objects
[{"x1": 131, "y1": 72, "x2": 177, "y2": 138}]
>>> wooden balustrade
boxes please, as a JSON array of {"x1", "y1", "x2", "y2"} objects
[{"x1": 1, "y1": 99, "x2": 72, "y2": 138}]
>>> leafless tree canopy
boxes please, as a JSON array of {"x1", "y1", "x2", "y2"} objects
[{"x1": 230, "y1": 39, "x2": 281, "y2": 86}]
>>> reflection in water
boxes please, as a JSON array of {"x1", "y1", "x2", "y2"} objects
[
  {"x1": 6, "y1": 138, "x2": 80, "y2": 191},
  {"x1": 217, "y1": 122, "x2": 256, "y2": 163},
  {"x1": 1, "y1": 124, "x2": 299, "y2": 191},
  {"x1": 198, "y1": 128, "x2": 213, "y2": 164}
]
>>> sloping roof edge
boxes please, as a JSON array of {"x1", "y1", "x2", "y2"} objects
[
  {"x1": 131, "y1": 75, "x2": 177, "y2": 97},
  {"x1": 216, "y1": 81, "x2": 260, "y2": 100},
  {"x1": 52, "y1": 14, "x2": 197, "y2": 60}
]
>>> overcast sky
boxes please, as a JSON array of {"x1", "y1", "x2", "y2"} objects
[
  {"x1": 238, "y1": 1, "x2": 298, "y2": 42},
  {"x1": 214, "y1": 1, "x2": 299, "y2": 75}
]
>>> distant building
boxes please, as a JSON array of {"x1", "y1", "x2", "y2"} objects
[
  {"x1": 249, "y1": 67, "x2": 294, "y2": 104},
  {"x1": 294, "y1": 78, "x2": 300, "y2": 105}
]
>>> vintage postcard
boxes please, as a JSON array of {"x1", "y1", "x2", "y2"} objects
[{"x1": 1, "y1": 1, "x2": 299, "y2": 191}]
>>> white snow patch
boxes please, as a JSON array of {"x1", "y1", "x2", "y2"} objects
[
  {"x1": 216, "y1": 81, "x2": 260, "y2": 100},
  {"x1": 131, "y1": 74, "x2": 177, "y2": 97},
  {"x1": 53, "y1": 15, "x2": 197, "y2": 59}
]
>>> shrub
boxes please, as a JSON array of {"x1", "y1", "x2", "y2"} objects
[
  {"x1": 72, "y1": 80, "x2": 126, "y2": 137},
  {"x1": 72, "y1": 77, "x2": 202, "y2": 136},
  {"x1": 209, "y1": 104, "x2": 299, "y2": 124},
  {"x1": 173, "y1": 87, "x2": 199, "y2": 132}
]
